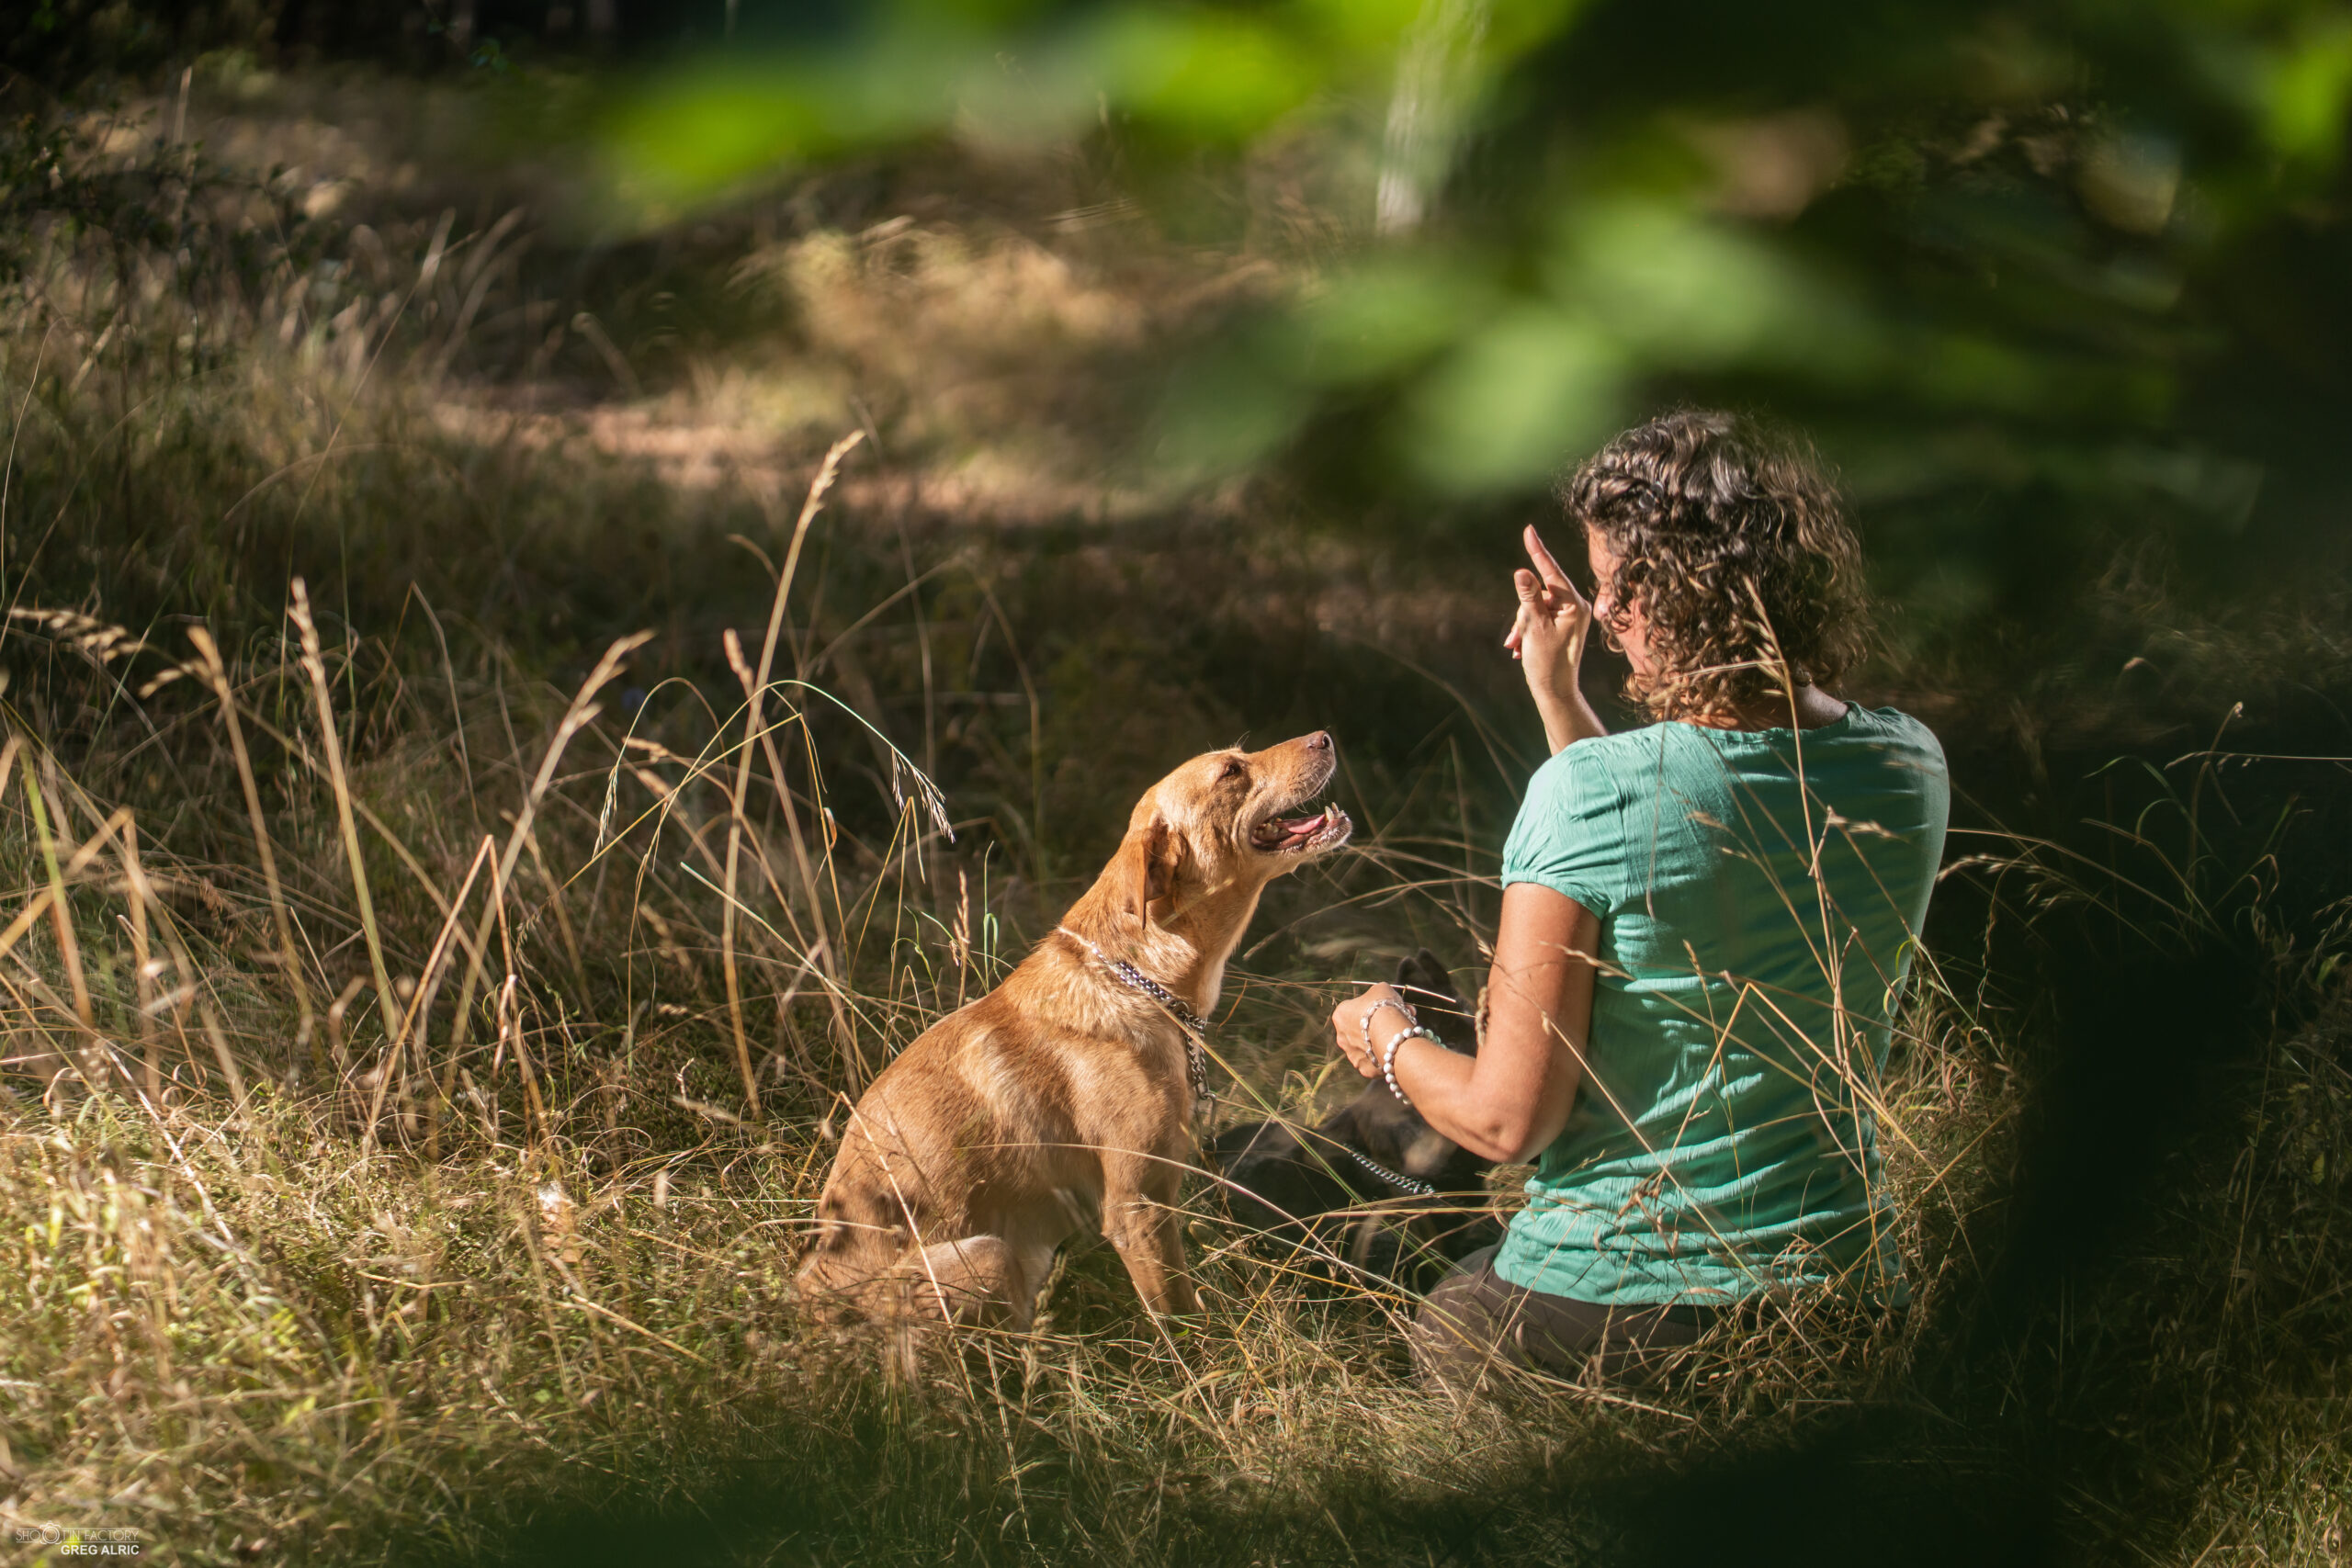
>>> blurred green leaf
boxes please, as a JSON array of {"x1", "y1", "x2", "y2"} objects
[
  {"x1": 609, "y1": 65, "x2": 832, "y2": 197},
  {"x1": 1088, "y1": 10, "x2": 1319, "y2": 141},
  {"x1": 1157, "y1": 343, "x2": 1319, "y2": 476},
  {"x1": 1551, "y1": 198, "x2": 1869, "y2": 373},
  {"x1": 1407, "y1": 307, "x2": 1623, "y2": 489},
  {"x1": 2267, "y1": 16, "x2": 2352, "y2": 164},
  {"x1": 1294, "y1": 256, "x2": 1499, "y2": 383}
]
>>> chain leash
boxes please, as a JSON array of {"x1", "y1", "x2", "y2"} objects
[{"x1": 1331, "y1": 1141, "x2": 1440, "y2": 1198}]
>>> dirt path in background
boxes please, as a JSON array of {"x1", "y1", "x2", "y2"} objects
[{"x1": 428, "y1": 396, "x2": 1187, "y2": 527}]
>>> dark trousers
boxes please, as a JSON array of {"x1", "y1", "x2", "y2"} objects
[{"x1": 1411, "y1": 1245, "x2": 1721, "y2": 1390}]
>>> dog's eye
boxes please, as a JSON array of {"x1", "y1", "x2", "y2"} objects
[{"x1": 1219, "y1": 759, "x2": 1247, "y2": 782}]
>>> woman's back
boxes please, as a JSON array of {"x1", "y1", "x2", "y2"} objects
[{"x1": 1496, "y1": 705, "x2": 1950, "y2": 1306}]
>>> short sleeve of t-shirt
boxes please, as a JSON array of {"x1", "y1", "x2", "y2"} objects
[{"x1": 1499, "y1": 746, "x2": 1619, "y2": 918}]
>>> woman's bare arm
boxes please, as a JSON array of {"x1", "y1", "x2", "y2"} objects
[{"x1": 1331, "y1": 883, "x2": 1599, "y2": 1164}]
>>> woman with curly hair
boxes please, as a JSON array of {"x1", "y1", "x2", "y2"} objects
[{"x1": 1329, "y1": 410, "x2": 1949, "y2": 1387}]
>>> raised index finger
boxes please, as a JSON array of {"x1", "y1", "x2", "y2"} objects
[{"x1": 1523, "y1": 525, "x2": 1579, "y2": 594}]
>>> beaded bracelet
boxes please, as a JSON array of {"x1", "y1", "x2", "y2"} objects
[
  {"x1": 1360, "y1": 997, "x2": 1416, "y2": 1059},
  {"x1": 1380, "y1": 1024, "x2": 1444, "y2": 1110}
]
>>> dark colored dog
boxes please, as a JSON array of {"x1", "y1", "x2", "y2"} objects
[{"x1": 1206, "y1": 952, "x2": 1502, "y2": 1291}]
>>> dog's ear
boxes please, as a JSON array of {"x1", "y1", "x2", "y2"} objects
[
  {"x1": 1115, "y1": 815, "x2": 1184, "y2": 926},
  {"x1": 1394, "y1": 948, "x2": 1461, "y2": 1010}
]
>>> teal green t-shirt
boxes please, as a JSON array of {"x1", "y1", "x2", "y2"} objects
[{"x1": 1492, "y1": 705, "x2": 1948, "y2": 1306}]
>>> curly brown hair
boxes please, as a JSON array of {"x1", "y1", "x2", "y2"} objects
[{"x1": 1557, "y1": 410, "x2": 1872, "y2": 723}]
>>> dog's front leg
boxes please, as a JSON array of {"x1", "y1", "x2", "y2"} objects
[{"x1": 1101, "y1": 1155, "x2": 1200, "y2": 1317}]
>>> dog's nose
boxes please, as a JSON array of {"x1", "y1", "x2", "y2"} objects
[{"x1": 1305, "y1": 730, "x2": 1332, "y2": 752}]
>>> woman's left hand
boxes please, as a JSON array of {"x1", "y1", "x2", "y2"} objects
[{"x1": 1331, "y1": 983, "x2": 1411, "y2": 1079}]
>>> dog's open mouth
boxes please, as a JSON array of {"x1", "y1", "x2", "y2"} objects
[{"x1": 1250, "y1": 802, "x2": 1351, "y2": 853}]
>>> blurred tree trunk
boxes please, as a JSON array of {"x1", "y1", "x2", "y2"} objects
[
  {"x1": 1376, "y1": 0, "x2": 1491, "y2": 235},
  {"x1": 587, "y1": 0, "x2": 617, "y2": 42}
]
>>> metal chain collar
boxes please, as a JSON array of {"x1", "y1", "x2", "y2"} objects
[{"x1": 1056, "y1": 927, "x2": 1210, "y2": 1108}]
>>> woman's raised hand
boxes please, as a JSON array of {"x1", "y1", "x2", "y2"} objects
[
  {"x1": 1506, "y1": 525, "x2": 1593, "y2": 698},
  {"x1": 1508, "y1": 525, "x2": 1609, "y2": 753}
]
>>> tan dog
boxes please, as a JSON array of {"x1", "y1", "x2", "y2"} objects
[{"x1": 797, "y1": 731, "x2": 1351, "y2": 1330}]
